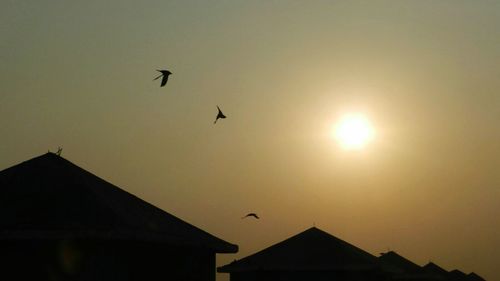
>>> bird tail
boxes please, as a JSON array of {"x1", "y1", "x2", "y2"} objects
[{"x1": 153, "y1": 74, "x2": 163, "y2": 81}]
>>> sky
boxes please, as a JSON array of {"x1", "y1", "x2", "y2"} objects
[{"x1": 1, "y1": 0, "x2": 499, "y2": 280}]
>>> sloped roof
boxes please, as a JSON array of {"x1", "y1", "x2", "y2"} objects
[
  {"x1": 449, "y1": 269, "x2": 469, "y2": 281},
  {"x1": 467, "y1": 272, "x2": 485, "y2": 281},
  {"x1": 218, "y1": 227, "x2": 381, "y2": 272},
  {"x1": 378, "y1": 251, "x2": 423, "y2": 274},
  {"x1": 378, "y1": 251, "x2": 460, "y2": 280},
  {"x1": 0, "y1": 153, "x2": 237, "y2": 253},
  {"x1": 422, "y1": 262, "x2": 451, "y2": 280}
]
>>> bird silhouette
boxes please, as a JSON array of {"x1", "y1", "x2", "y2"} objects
[
  {"x1": 242, "y1": 213, "x2": 259, "y2": 219},
  {"x1": 153, "y1": 70, "x2": 172, "y2": 87},
  {"x1": 214, "y1": 106, "x2": 226, "y2": 124}
]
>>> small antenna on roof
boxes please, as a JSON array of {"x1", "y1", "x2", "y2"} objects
[{"x1": 56, "y1": 147, "x2": 63, "y2": 156}]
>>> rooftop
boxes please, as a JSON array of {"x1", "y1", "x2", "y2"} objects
[
  {"x1": 218, "y1": 226, "x2": 381, "y2": 272},
  {"x1": 0, "y1": 153, "x2": 237, "y2": 253}
]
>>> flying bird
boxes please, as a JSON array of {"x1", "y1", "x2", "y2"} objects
[
  {"x1": 242, "y1": 213, "x2": 259, "y2": 219},
  {"x1": 153, "y1": 70, "x2": 172, "y2": 87},
  {"x1": 214, "y1": 106, "x2": 226, "y2": 124}
]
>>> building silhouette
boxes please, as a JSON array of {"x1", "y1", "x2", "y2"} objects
[
  {"x1": 422, "y1": 262, "x2": 452, "y2": 280},
  {"x1": 378, "y1": 251, "x2": 432, "y2": 280},
  {"x1": 218, "y1": 227, "x2": 485, "y2": 281},
  {"x1": 0, "y1": 153, "x2": 238, "y2": 280},
  {"x1": 467, "y1": 272, "x2": 486, "y2": 281},
  {"x1": 218, "y1": 227, "x2": 389, "y2": 281}
]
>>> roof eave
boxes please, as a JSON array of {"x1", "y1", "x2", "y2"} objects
[{"x1": 215, "y1": 243, "x2": 238, "y2": 254}]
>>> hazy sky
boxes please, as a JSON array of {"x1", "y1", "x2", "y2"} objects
[{"x1": 1, "y1": 1, "x2": 499, "y2": 280}]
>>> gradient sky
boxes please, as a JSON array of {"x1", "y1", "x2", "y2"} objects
[{"x1": 1, "y1": 1, "x2": 499, "y2": 280}]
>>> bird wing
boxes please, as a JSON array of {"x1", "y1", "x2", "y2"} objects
[
  {"x1": 217, "y1": 106, "x2": 226, "y2": 118},
  {"x1": 160, "y1": 75, "x2": 169, "y2": 86},
  {"x1": 214, "y1": 106, "x2": 222, "y2": 124},
  {"x1": 242, "y1": 213, "x2": 259, "y2": 219}
]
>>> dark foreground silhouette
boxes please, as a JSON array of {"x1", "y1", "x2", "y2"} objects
[
  {"x1": 0, "y1": 153, "x2": 237, "y2": 281},
  {"x1": 0, "y1": 153, "x2": 486, "y2": 281},
  {"x1": 218, "y1": 227, "x2": 486, "y2": 281}
]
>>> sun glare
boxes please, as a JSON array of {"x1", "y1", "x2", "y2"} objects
[{"x1": 334, "y1": 114, "x2": 374, "y2": 150}]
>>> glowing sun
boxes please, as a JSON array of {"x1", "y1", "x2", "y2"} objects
[{"x1": 334, "y1": 114, "x2": 374, "y2": 150}]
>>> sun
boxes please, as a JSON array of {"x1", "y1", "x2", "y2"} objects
[{"x1": 333, "y1": 114, "x2": 374, "y2": 150}]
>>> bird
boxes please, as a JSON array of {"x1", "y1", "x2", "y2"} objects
[
  {"x1": 56, "y1": 147, "x2": 63, "y2": 156},
  {"x1": 242, "y1": 213, "x2": 259, "y2": 219},
  {"x1": 153, "y1": 70, "x2": 172, "y2": 87},
  {"x1": 214, "y1": 105, "x2": 226, "y2": 124}
]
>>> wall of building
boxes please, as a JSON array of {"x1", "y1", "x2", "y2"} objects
[
  {"x1": 0, "y1": 239, "x2": 216, "y2": 281},
  {"x1": 229, "y1": 269, "x2": 388, "y2": 281}
]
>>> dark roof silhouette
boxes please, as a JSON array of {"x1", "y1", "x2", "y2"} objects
[
  {"x1": 218, "y1": 227, "x2": 381, "y2": 272},
  {"x1": 422, "y1": 262, "x2": 451, "y2": 280},
  {"x1": 467, "y1": 272, "x2": 485, "y2": 281},
  {"x1": 0, "y1": 153, "x2": 237, "y2": 253},
  {"x1": 449, "y1": 269, "x2": 470, "y2": 281},
  {"x1": 378, "y1": 251, "x2": 423, "y2": 274}
]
